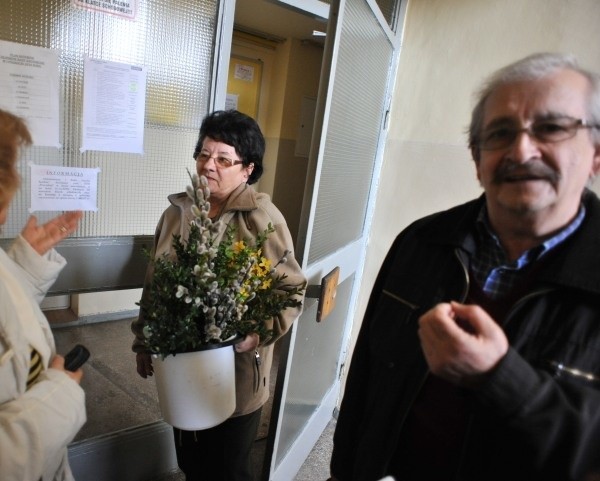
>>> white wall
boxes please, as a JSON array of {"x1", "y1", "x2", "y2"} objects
[
  {"x1": 346, "y1": 0, "x2": 600, "y2": 378},
  {"x1": 72, "y1": 289, "x2": 142, "y2": 317}
]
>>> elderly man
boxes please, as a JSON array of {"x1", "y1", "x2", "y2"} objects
[{"x1": 330, "y1": 52, "x2": 600, "y2": 481}]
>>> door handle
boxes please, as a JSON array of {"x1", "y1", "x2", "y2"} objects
[{"x1": 305, "y1": 266, "x2": 339, "y2": 322}]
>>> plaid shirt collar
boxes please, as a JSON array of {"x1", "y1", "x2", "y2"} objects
[{"x1": 472, "y1": 204, "x2": 586, "y2": 299}]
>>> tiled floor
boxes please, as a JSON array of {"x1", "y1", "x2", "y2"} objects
[{"x1": 52, "y1": 317, "x2": 334, "y2": 480}]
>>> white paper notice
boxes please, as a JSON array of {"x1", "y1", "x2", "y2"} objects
[
  {"x1": 72, "y1": 0, "x2": 138, "y2": 20},
  {"x1": 225, "y1": 94, "x2": 239, "y2": 110},
  {"x1": 234, "y1": 63, "x2": 254, "y2": 82},
  {"x1": 81, "y1": 57, "x2": 147, "y2": 154},
  {"x1": 30, "y1": 164, "x2": 100, "y2": 212},
  {"x1": 0, "y1": 40, "x2": 60, "y2": 148}
]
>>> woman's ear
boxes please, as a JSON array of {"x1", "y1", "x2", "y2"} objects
[{"x1": 245, "y1": 163, "x2": 254, "y2": 180}]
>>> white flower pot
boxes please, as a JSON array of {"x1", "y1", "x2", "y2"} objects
[{"x1": 153, "y1": 343, "x2": 236, "y2": 430}]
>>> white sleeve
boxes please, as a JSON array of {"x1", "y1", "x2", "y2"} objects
[
  {"x1": 7, "y1": 236, "x2": 66, "y2": 304},
  {"x1": 0, "y1": 369, "x2": 86, "y2": 481}
]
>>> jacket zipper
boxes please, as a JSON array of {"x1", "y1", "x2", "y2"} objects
[
  {"x1": 385, "y1": 248, "x2": 472, "y2": 476},
  {"x1": 454, "y1": 260, "x2": 555, "y2": 479},
  {"x1": 451, "y1": 248, "x2": 471, "y2": 481},
  {"x1": 254, "y1": 350, "x2": 261, "y2": 392},
  {"x1": 400, "y1": 249, "x2": 471, "y2": 426},
  {"x1": 501, "y1": 286, "x2": 557, "y2": 329}
]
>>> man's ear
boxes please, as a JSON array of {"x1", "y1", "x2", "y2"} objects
[
  {"x1": 592, "y1": 143, "x2": 600, "y2": 177},
  {"x1": 471, "y1": 146, "x2": 482, "y2": 181}
]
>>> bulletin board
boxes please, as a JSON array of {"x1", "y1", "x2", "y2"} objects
[
  {"x1": 0, "y1": 0, "x2": 217, "y2": 239},
  {"x1": 0, "y1": 0, "x2": 219, "y2": 292},
  {"x1": 227, "y1": 55, "x2": 263, "y2": 119}
]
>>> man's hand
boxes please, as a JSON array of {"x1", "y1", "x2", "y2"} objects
[
  {"x1": 136, "y1": 352, "x2": 154, "y2": 378},
  {"x1": 21, "y1": 211, "x2": 83, "y2": 255},
  {"x1": 234, "y1": 333, "x2": 260, "y2": 353},
  {"x1": 50, "y1": 354, "x2": 83, "y2": 384},
  {"x1": 418, "y1": 301, "x2": 509, "y2": 385}
]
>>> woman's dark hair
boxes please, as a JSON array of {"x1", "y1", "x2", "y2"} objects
[{"x1": 193, "y1": 110, "x2": 265, "y2": 184}]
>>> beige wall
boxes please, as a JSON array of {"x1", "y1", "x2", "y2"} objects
[
  {"x1": 344, "y1": 0, "x2": 600, "y2": 388},
  {"x1": 272, "y1": 39, "x2": 323, "y2": 245},
  {"x1": 231, "y1": 35, "x2": 323, "y2": 247},
  {"x1": 230, "y1": 34, "x2": 286, "y2": 197}
]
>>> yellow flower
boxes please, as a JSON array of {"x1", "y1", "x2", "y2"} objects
[
  {"x1": 260, "y1": 278, "x2": 272, "y2": 290},
  {"x1": 250, "y1": 264, "x2": 264, "y2": 278},
  {"x1": 233, "y1": 241, "x2": 246, "y2": 253},
  {"x1": 259, "y1": 257, "x2": 271, "y2": 270}
]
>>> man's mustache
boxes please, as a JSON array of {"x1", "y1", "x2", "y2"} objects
[{"x1": 492, "y1": 161, "x2": 559, "y2": 184}]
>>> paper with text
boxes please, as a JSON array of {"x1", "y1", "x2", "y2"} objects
[
  {"x1": 30, "y1": 164, "x2": 100, "y2": 212},
  {"x1": 81, "y1": 57, "x2": 147, "y2": 154},
  {"x1": 0, "y1": 40, "x2": 60, "y2": 148}
]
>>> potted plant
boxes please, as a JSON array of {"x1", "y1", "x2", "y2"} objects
[{"x1": 137, "y1": 171, "x2": 305, "y2": 430}]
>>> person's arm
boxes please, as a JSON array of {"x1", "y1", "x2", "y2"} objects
[
  {"x1": 6, "y1": 237, "x2": 66, "y2": 304},
  {"x1": 131, "y1": 255, "x2": 158, "y2": 377},
  {"x1": 20, "y1": 212, "x2": 82, "y2": 256},
  {"x1": 482, "y1": 349, "x2": 600, "y2": 479},
  {"x1": 330, "y1": 234, "x2": 405, "y2": 480},
  {"x1": 418, "y1": 301, "x2": 600, "y2": 480},
  {"x1": 7, "y1": 212, "x2": 82, "y2": 304},
  {"x1": 258, "y1": 219, "x2": 306, "y2": 346},
  {"x1": 253, "y1": 204, "x2": 306, "y2": 345},
  {"x1": 0, "y1": 359, "x2": 86, "y2": 481},
  {"x1": 131, "y1": 210, "x2": 169, "y2": 377},
  {"x1": 329, "y1": 306, "x2": 373, "y2": 480},
  {"x1": 417, "y1": 302, "x2": 508, "y2": 385}
]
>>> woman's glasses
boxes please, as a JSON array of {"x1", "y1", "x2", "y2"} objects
[{"x1": 196, "y1": 152, "x2": 243, "y2": 168}]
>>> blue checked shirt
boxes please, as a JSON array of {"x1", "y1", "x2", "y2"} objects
[{"x1": 471, "y1": 205, "x2": 586, "y2": 300}]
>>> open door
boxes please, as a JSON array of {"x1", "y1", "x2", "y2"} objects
[{"x1": 266, "y1": 0, "x2": 407, "y2": 478}]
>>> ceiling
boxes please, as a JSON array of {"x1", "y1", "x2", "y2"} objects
[{"x1": 234, "y1": 0, "x2": 329, "y2": 44}]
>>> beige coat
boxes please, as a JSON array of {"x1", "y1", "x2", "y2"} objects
[
  {"x1": 0, "y1": 236, "x2": 86, "y2": 481},
  {"x1": 132, "y1": 183, "x2": 306, "y2": 416}
]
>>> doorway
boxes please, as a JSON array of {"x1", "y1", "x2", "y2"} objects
[
  {"x1": 229, "y1": 1, "x2": 329, "y2": 477},
  {"x1": 224, "y1": 0, "x2": 408, "y2": 479}
]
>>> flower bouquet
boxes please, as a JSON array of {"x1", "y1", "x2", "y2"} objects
[
  {"x1": 137, "y1": 171, "x2": 305, "y2": 429},
  {"x1": 138, "y1": 171, "x2": 304, "y2": 357}
]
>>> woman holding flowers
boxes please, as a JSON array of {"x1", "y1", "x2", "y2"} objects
[{"x1": 131, "y1": 110, "x2": 306, "y2": 481}]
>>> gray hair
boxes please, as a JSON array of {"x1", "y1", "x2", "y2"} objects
[{"x1": 468, "y1": 52, "x2": 600, "y2": 160}]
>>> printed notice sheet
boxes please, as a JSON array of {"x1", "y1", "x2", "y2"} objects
[
  {"x1": 81, "y1": 57, "x2": 147, "y2": 154},
  {"x1": 30, "y1": 164, "x2": 100, "y2": 212},
  {"x1": 72, "y1": 0, "x2": 138, "y2": 20},
  {"x1": 225, "y1": 94, "x2": 239, "y2": 110},
  {"x1": 0, "y1": 40, "x2": 60, "y2": 148}
]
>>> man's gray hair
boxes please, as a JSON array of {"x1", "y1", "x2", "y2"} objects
[{"x1": 468, "y1": 52, "x2": 600, "y2": 159}]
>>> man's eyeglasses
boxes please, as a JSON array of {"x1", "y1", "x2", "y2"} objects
[
  {"x1": 478, "y1": 116, "x2": 600, "y2": 151},
  {"x1": 196, "y1": 152, "x2": 243, "y2": 168}
]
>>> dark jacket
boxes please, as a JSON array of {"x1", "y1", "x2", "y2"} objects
[{"x1": 331, "y1": 191, "x2": 600, "y2": 481}]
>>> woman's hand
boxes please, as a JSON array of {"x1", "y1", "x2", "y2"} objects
[
  {"x1": 234, "y1": 333, "x2": 260, "y2": 353},
  {"x1": 136, "y1": 353, "x2": 154, "y2": 378},
  {"x1": 21, "y1": 211, "x2": 83, "y2": 255},
  {"x1": 50, "y1": 354, "x2": 83, "y2": 384}
]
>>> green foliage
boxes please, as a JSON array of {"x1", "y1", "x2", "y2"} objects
[{"x1": 137, "y1": 171, "x2": 305, "y2": 357}]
